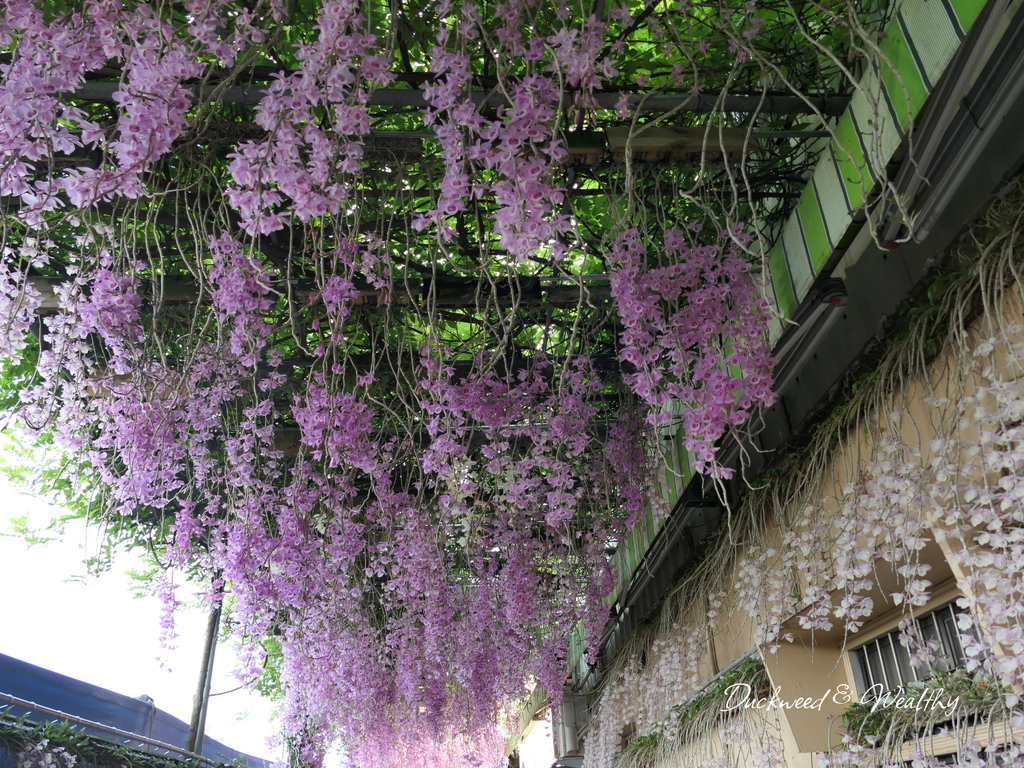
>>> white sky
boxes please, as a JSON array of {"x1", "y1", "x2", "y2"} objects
[
  {"x1": 0, "y1": 474, "x2": 281, "y2": 762},
  {"x1": 518, "y1": 712, "x2": 556, "y2": 768}
]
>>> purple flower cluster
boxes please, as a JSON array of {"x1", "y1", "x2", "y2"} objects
[
  {"x1": 609, "y1": 227, "x2": 776, "y2": 476},
  {"x1": 0, "y1": 2, "x2": 787, "y2": 765}
]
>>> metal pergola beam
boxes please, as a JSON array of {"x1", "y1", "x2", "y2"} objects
[
  {"x1": 28, "y1": 275, "x2": 613, "y2": 312},
  {"x1": 70, "y1": 81, "x2": 850, "y2": 115}
]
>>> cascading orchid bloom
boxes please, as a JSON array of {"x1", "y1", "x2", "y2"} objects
[{"x1": 0, "y1": 0, "x2": 791, "y2": 765}]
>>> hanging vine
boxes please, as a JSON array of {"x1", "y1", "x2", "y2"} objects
[{"x1": 0, "y1": 0, "x2": 909, "y2": 765}]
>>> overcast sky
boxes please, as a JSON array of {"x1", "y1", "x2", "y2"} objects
[{"x1": 0, "y1": 474, "x2": 280, "y2": 762}]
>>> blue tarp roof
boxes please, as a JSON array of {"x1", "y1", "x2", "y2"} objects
[{"x1": 0, "y1": 652, "x2": 270, "y2": 767}]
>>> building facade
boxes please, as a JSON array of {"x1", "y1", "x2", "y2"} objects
[{"x1": 542, "y1": 1, "x2": 1024, "y2": 766}]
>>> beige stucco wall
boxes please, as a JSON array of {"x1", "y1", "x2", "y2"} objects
[{"x1": 581, "y1": 222, "x2": 1024, "y2": 768}]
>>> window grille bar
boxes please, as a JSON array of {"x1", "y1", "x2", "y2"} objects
[
  {"x1": 875, "y1": 638, "x2": 892, "y2": 691},
  {"x1": 862, "y1": 644, "x2": 876, "y2": 690},
  {"x1": 945, "y1": 603, "x2": 971, "y2": 668},
  {"x1": 885, "y1": 632, "x2": 904, "y2": 689}
]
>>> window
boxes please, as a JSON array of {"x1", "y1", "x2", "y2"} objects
[
  {"x1": 619, "y1": 722, "x2": 638, "y2": 750},
  {"x1": 850, "y1": 601, "x2": 974, "y2": 695}
]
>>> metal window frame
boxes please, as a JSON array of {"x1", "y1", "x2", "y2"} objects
[{"x1": 851, "y1": 600, "x2": 970, "y2": 695}]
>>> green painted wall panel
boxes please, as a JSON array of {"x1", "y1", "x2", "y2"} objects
[
  {"x1": 878, "y1": 23, "x2": 929, "y2": 124},
  {"x1": 899, "y1": 0, "x2": 965, "y2": 86},
  {"x1": 796, "y1": 186, "x2": 832, "y2": 272},
  {"x1": 768, "y1": 242, "x2": 798, "y2": 319},
  {"x1": 814, "y1": 151, "x2": 856, "y2": 240},
  {"x1": 949, "y1": 0, "x2": 990, "y2": 30},
  {"x1": 833, "y1": 112, "x2": 871, "y2": 211},
  {"x1": 782, "y1": 216, "x2": 815, "y2": 300},
  {"x1": 883, "y1": 14, "x2": 932, "y2": 120},
  {"x1": 851, "y1": 65, "x2": 904, "y2": 169},
  {"x1": 661, "y1": 439, "x2": 676, "y2": 507}
]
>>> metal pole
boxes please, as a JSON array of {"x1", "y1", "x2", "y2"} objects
[{"x1": 186, "y1": 601, "x2": 222, "y2": 756}]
